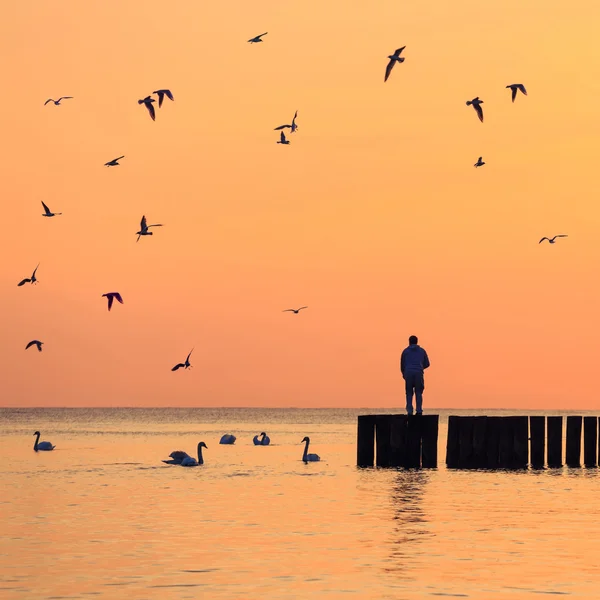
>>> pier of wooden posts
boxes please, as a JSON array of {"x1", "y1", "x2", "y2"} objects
[{"x1": 357, "y1": 415, "x2": 600, "y2": 469}]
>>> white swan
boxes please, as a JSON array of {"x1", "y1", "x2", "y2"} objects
[
  {"x1": 301, "y1": 436, "x2": 320, "y2": 462},
  {"x1": 181, "y1": 442, "x2": 207, "y2": 467},
  {"x1": 33, "y1": 431, "x2": 55, "y2": 451},
  {"x1": 220, "y1": 434, "x2": 236, "y2": 445},
  {"x1": 253, "y1": 432, "x2": 271, "y2": 446}
]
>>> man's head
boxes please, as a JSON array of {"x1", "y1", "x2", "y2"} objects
[{"x1": 409, "y1": 335, "x2": 418, "y2": 345}]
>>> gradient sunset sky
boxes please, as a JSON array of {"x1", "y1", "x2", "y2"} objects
[{"x1": 2, "y1": 1, "x2": 600, "y2": 408}]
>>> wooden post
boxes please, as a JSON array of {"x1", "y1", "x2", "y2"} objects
[
  {"x1": 357, "y1": 415, "x2": 376, "y2": 467},
  {"x1": 421, "y1": 415, "x2": 439, "y2": 468},
  {"x1": 472, "y1": 416, "x2": 488, "y2": 468},
  {"x1": 566, "y1": 416, "x2": 582, "y2": 468},
  {"x1": 458, "y1": 416, "x2": 475, "y2": 469},
  {"x1": 484, "y1": 417, "x2": 500, "y2": 469},
  {"x1": 512, "y1": 416, "x2": 529, "y2": 469},
  {"x1": 498, "y1": 417, "x2": 514, "y2": 469},
  {"x1": 583, "y1": 416, "x2": 597, "y2": 468},
  {"x1": 389, "y1": 415, "x2": 408, "y2": 467},
  {"x1": 529, "y1": 416, "x2": 545, "y2": 469},
  {"x1": 446, "y1": 415, "x2": 460, "y2": 468},
  {"x1": 405, "y1": 415, "x2": 422, "y2": 468},
  {"x1": 547, "y1": 416, "x2": 563, "y2": 468},
  {"x1": 375, "y1": 415, "x2": 392, "y2": 467}
]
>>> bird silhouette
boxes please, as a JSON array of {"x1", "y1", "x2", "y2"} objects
[
  {"x1": 172, "y1": 348, "x2": 193, "y2": 371},
  {"x1": 44, "y1": 97, "x2": 73, "y2": 106},
  {"x1": 474, "y1": 157, "x2": 485, "y2": 168},
  {"x1": 153, "y1": 89, "x2": 174, "y2": 108},
  {"x1": 506, "y1": 84, "x2": 527, "y2": 103},
  {"x1": 466, "y1": 97, "x2": 484, "y2": 122},
  {"x1": 274, "y1": 111, "x2": 299, "y2": 133},
  {"x1": 384, "y1": 46, "x2": 406, "y2": 82},
  {"x1": 41, "y1": 201, "x2": 61, "y2": 217},
  {"x1": 248, "y1": 32, "x2": 268, "y2": 43},
  {"x1": 18, "y1": 263, "x2": 40, "y2": 287},
  {"x1": 138, "y1": 96, "x2": 156, "y2": 121},
  {"x1": 25, "y1": 340, "x2": 43, "y2": 352},
  {"x1": 539, "y1": 235, "x2": 568, "y2": 244},
  {"x1": 277, "y1": 131, "x2": 290, "y2": 145},
  {"x1": 102, "y1": 292, "x2": 123, "y2": 311},
  {"x1": 136, "y1": 215, "x2": 163, "y2": 242},
  {"x1": 105, "y1": 156, "x2": 125, "y2": 167},
  {"x1": 283, "y1": 306, "x2": 308, "y2": 314}
]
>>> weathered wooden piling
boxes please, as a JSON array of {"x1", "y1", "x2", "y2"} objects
[
  {"x1": 566, "y1": 416, "x2": 582, "y2": 467},
  {"x1": 446, "y1": 415, "x2": 460, "y2": 469},
  {"x1": 356, "y1": 414, "x2": 439, "y2": 468},
  {"x1": 529, "y1": 416, "x2": 545, "y2": 469},
  {"x1": 356, "y1": 415, "x2": 376, "y2": 467},
  {"x1": 547, "y1": 416, "x2": 563, "y2": 468},
  {"x1": 583, "y1": 416, "x2": 598, "y2": 467}
]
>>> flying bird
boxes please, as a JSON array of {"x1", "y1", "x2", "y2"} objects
[
  {"x1": 136, "y1": 215, "x2": 163, "y2": 242},
  {"x1": 506, "y1": 84, "x2": 527, "y2": 103},
  {"x1": 172, "y1": 348, "x2": 193, "y2": 372},
  {"x1": 138, "y1": 96, "x2": 156, "y2": 121},
  {"x1": 539, "y1": 235, "x2": 568, "y2": 244},
  {"x1": 41, "y1": 201, "x2": 61, "y2": 217},
  {"x1": 26, "y1": 340, "x2": 43, "y2": 352},
  {"x1": 44, "y1": 97, "x2": 73, "y2": 106},
  {"x1": 248, "y1": 32, "x2": 268, "y2": 43},
  {"x1": 105, "y1": 156, "x2": 124, "y2": 167},
  {"x1": 466, "y1": 97, "x2": 484, "y2": 122},
  {"x1": 17, "y1": 263, "x2": 40, "y2": 287},
  {"x1": 153, "y1": 89, "x2": 174, "y2": 108},
  {"x1": 283, "y1": 306, "x2": 308, "y2": 314},
  {"x1": 474, "y1": 157, "x2": 485, "y2": 168},
  {"x1": 277, "y1": 131, "x2": 290, "y2": 145},
  {"x1": 102, "y1": 292, "x2": 123, "y2": 311},
  {"x1": 384, "y1": 46, "x2": 406, "y2": 82},
  {"x1": 274, "y1": 111, "x2": 299, "y2": 133}
]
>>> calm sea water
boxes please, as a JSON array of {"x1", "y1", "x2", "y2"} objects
[{"x1": 1, "y1": 408, "x2": 599, "y2": 599}]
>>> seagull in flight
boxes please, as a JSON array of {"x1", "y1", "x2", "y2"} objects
[
  {"x1": 283, "y1": 306, "x2": 308, "y2": 314},
  {"x1": 26, "y1": 340, "x2": 44, "y2": 352},
  {"x1": 474, "y1": 156, "x2": 485, "y2": 168},
  {"x1": 105, "y1": 156, "x2": 124, "y2": 167},
  {"x1": 466, "y1": 97, "x2": 484, "y2": 122},
  {"x1": 153, "y1": 89, "x2": 174, "y2": 108},
  {"x1": 274, "y1": 111, "x2": 299, "y2": 133},
  {"x1": 41, "y1": 201, "x2": 61, "y2": 217},
  {"x1": 138, "y1": 96, "x2": 156, "y2": 121},
  {"x1": 136, "y1": 215, "x2": 163, "y2": 242},
  {"x1": 539, "y1": 235, "x2": 568, "y2": 244},
  {"x1": 506, "y1": 84, "x2": 527, "y2": 103},
  {"x1": 248, "y1": 32, "x2": 268, "y2": 43},
  {"x1": 384, "y1": 46, "x2": 406, "y2": 82},
  {"x1": 172, "y1": 348, "x2": 193, "y2": 371},
  {"x1": 102, "y1": 292, "x2": 123, "y2": 311},
  {"x1": 44, "y1": 97, "x2": 73, "y2": 106},
  {"x1": 17, "y1": 263, "x2": 40, "y2": 287},
  {"x1": 277, "y1": 131, "x2": 290, "y2": 145}
]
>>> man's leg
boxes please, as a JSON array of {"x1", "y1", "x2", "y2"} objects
[
  {"x1": 415, "y1": 373, "x2": 425, "y2": 414},
  {"x1": 405, "y1": 373, "x2": 415, "y2": 415}
]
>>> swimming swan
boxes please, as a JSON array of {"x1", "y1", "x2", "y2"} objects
[
  {"x1": 301, "y1": 436, "x2": 320, "y2": 462},
  {"x1": 253, "y1": 432, "x2": 271, "y2": 446},
  {"x1": 33, "y1": 431, "x2": 55, "y2": 451},
  {"x1": 220, "y1": 434, "x2": 236, "y2": 445},
  {"x1": 162, "y1": 450, "x2": 190, "y2": 464},
  {"x1": 181, "y1": 442, "x2": 207, "y2": 467}
]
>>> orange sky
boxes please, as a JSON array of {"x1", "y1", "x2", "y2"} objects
[{"x1": 1, "y1": 0, "x2": 600, "y2": 408}]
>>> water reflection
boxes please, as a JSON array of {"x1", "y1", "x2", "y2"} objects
[{"x1": 385, "y1": 470, "x2": 432, "y2": 574}]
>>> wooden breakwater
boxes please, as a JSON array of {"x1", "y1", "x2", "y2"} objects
[
  {"x1": 357, "y1": 415, "x2": 599, "y2": 469},
  {"x1": 357, "y1": 414, "x2": 439, "y2": 468}
]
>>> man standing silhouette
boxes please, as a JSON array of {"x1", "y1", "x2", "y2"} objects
[{"x1": 400, "y1": 335, "x2": 430, "y2": 415}]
